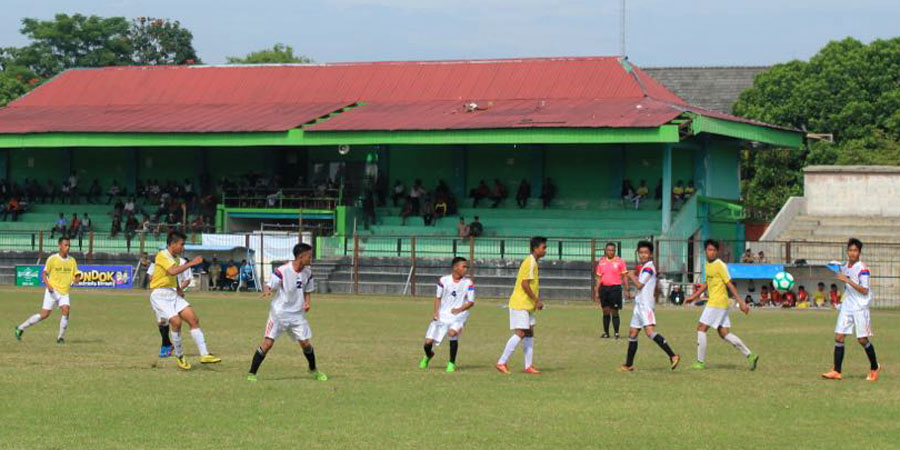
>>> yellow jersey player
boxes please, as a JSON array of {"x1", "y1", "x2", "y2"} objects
[
  {"x1": 15, "y1": 237, "x2": 82, "y2": 343},
  {"x1": 685, "y1": 239, "x2": 758, "y2": 371},
  {"x1": 149, "y1": 231, "x2": 220, "y2": 370},
  {"x1": 496, "y1": 236, "x2": 547, "y2": 375}
]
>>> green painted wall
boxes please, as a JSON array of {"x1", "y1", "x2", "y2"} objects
[
  {"x1": 9, "y1": 148, "x2": 67, "y2": 184},
  {"x1": 707, "y1": 140, "x2": 741, "y2": 200},
  {"x1": 388, "y1": 145, "x2": 454, "y2": 189},
  {"x1": 205, "y1": 147, "x2": 270, "y2": 182},
  {"x1": 72, "y1": 148, "x2": 130, "y2": 190},
  {"x1": 466, "y1": 144, "x2": 537, "y2": 195},
  {"x1": 136, "y1": 148, "x2": 196, "y2": 183}
]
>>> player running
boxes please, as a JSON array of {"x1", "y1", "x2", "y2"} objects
[
  {"x1": 594, "y1": 242, "x2": 628, "y2": 339},
  {"x1": 148, "y1": 256, "x2": 194, "y2": 358},
  {"x1": 15, "y1": 237, "x2": 82, "y2": 343},
  {"x1": 247, "y1": 243, "x2": 327, "y2": 382},
  {"x1": 149, "y1": 231, "x2": 221, "y2": 370},
  {"x1": 419, "y1": 257, "x2": 475, "y2": 373},
  {"x1": 822, "y1": 238, "x2": 881, "y2": 381},
  {"x1": 496, "y1": 236, "x2": 547, "y2": 375},
  {"x1": 685, "y1": 239, "x2": 759, "y2": 371},
  {"x1": 619, "y1": 240, "x2": 679, "y2": 371}
]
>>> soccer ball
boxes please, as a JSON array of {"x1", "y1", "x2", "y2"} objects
[{"x1": 772, "y1": 271, "x2": 795, "y2": 293}]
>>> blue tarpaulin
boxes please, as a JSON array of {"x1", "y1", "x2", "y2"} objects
[{"x1": 727, "y1": 264, "x2": 785, "y2": 279}]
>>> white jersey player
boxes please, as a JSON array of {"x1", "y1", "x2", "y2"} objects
[
  {"x1": 822, "y1": 238, "x2": 881, "y2": 381},
  {"x1": 419, "y1": 257, "x2": 475, "y2": 373},
  {"x1": 247, "y1": 243, "x2": 327, "y2": 382},
  {"x1": 619, "y1": 241, "x2": 679, "y2": 371}
]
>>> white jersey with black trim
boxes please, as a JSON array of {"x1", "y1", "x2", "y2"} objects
[
  {"x1": 268, "y1": 262, "x2": 315, "y2": 319},
  {"x1": 840, "y1": 260, "x2": 871, "y2": 312},
  {"x1": 435, "y1": 275, "x2": 475, "y2": 323},
  {"x1": 635, "y1": 261, "x2": 657, "y2": 309}
]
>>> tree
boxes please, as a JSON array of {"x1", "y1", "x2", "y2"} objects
[
  {"x1": 226, "y1": 44, "x2": 313, "y2": 64},
  {"x1": 130, "y1": 17, "x2": 200, "y2": 65},
  {"x1": 734, "y1": 37, "x2": 900, "y2": 218}
]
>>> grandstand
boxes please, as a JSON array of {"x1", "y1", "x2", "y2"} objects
[{"x1": 0, "y1": 57, "x2": 804, "y2": 297}]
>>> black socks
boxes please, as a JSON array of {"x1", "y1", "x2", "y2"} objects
[
  {"x1": 159, "y1": 324, "x2": 172, "y2": 347},
  {"x1": 249, "y1": 347, "x2": 266, "y2": 374},
  {"x1": 303, "y1": 345, "x2": 317, "y2": 371},
  {"x1": 864, "y1": 342, "x2": 878, "y2": 371},
  {"x1": 449, "y1": 340, "x2": 458, "y2": 363},
  {"x1": 625, "y1": 338, "x2": 638, "y2": 366},
  {"x1": 424, "y1": 343, "x2": 434, "y2": 359},
  {"x1": 612, "y1": 314, "x2": 621, "y2": 335},
  {"x1": 833, "y1": 343, "x2": 844, "y2": 373},
  {"x1": 603, "y1": 314, "x2": 611, "y2": 334},
  {"x1": 652, "y1": 333, "x2": 676, "y2": 358}
]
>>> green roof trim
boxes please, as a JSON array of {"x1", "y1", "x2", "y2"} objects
[
  {"x1": 0, "y1": 126, "x2": 681, "y2": 148},
  {"x1": 689, "y1": 114, "x2": 803, "y2": 148}
]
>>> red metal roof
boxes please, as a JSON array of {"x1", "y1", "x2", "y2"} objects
[
  {"x1": 309, "y1": 98, "x2": 683, "y2": 131},
  {"x1": 0, "y1": 56, "x2": 781, "y2": 134},
  {"x1": 0, "y1": 102, "x2": 352, "y2": 133}
]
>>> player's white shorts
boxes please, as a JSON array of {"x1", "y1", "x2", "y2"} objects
[
  {"x1": 42, "y1": 289, "x2": 70, "y2": 310},
  {"x1": 835, "y1": 308, "x2": 872, "y2": 338},
  {"x1": 630, "y1": 304, "x2": 657, "y2": 329},
  {"x1": 150, "y1": 289, "x2": 190, "y2": 321},
  {"x1": 265, "y1": 314, "x2": 312, "y2": 342},
  {"x1": 699, "y1": 307, "x2": 731, "y2": 329},
  {"x1": 509, "y1": 308, "x2": 536, "y2": 330},
  {"x1": 425, "y1": 319, "x2": 466, "y2": 345}
]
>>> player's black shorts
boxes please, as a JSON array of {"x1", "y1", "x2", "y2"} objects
[{"x1": 599, "y1": 285, "x2": 623, "y2": 310}]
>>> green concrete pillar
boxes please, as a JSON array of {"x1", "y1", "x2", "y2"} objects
[
  {"x1": 662, "y1": 144, "x2": 673, "y2": 233},
  {"x1": 452, "y1": 145, "x2": 467, "y2": 200}
]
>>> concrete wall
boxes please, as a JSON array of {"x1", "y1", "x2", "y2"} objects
[{"x1": 805, "y1": 166, "x2": 900, "y2": 217}]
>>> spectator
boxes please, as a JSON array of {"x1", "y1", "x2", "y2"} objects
[
  {"x1": 225, "y1": 260, "x2": 239, "y2": 290},
  {"x1": 760, "y1": 285, "x2": 771, "y2": 307},
  {"x1": 106, "y1": 181, "x2": 121, "y2": 204},
  {"x1": 79, "y1": 213, "x2": 92, "y2": 238},
  {"x1": 362, "y1": 190, "x2": 376, "y2": 230},
  {"x1": 188, "y1": 215, "x2": 204, "y2": 234},
  {"x1": 140, "y1": 215, "x2": 151, "y2": 233},
  {"x1": 391, "y1": 180, "x2": 406, "y2": 207},
  {"x1": 110, "y1": 213, "x2": 122, "y2": 238},
  {"x1": 434, "y1": 195, "x2": 448, "y2": 218},
  {"x1": 782, "y1": 290, "x2": 796, "y2": 308},
  {"x1": 125, "y1": 214, "x2": 139, "y2": 242},
  {"x1": 51, "y1": 213, "x2": 67, "y2": 238},
  {"x1": 745, "y1": 294, "x2": 756, "y2": 307},
  {"x1": 814, "y1": 282, "x2": 827, "y2": 308},
  {"x1": 516, "y1": 179, "x2": 530, "y2": 208},
  {"x1": 771, "y1": 288, "x2": 783, "y2": 307},
  {"x1": 68, "y1": 213, "x2": 81, "y2": 238},
  {"x1": 399, "y1": 196, "x2": 413, "y2": 226},
  {"x1": 124, "y1": 197, "x2": 136, "y2": 216},
  {"x1": 45, "y1": 180, "x2": 57, "y2": 203},
  {"x1": 796, "y1": 286, "x2": 809, "y2": 309},
  {"x1": 468, "y1": 216, "x2": 484, "y2": 238},
  {"x1": 747, "y1": 279, "x2": 756, "y2": 295},
  {"x1": 621, "y1": 180, "x2": 636, "y2": 208},
  {"x1": 673, "y1": 180, "x2": 685, "y2": 203},
  {"x1": 470, "y1": 180, "x2": 490, "y2": 208},
  {"x1": 67, "y1": 171, "x2": 79, "y2": 203},
  {"x1": 489, "y1": 179, "x2": 507, "y2": 208},
  {"x1": 540, "y1": 178, "x2": 556, "y2": 209},
  {"x1": 669, "y1": 285, "x2": 685, "y2": 305},
  {"x1": 208, "y1": 257, "x2": 221, "y2": 290},
  {"x1": 88, "y1": 179, "x2": 102, "y2": 204},
  {"x1": 1, "y1": 197, "x2": 21, "y2": 222},
  {"x1": 409, "y1": 179, "x2": 426, "y2": 214},
  {"x1": 685, "y1": 181, "x2": 696, "y2": 198},
  {"x1": 741, "y1": 249, "x2": 755, "y2": 263},
  {"x1": 421, "y1": 193, "x2": 435, "y2": 226},
  {"x1": 238, "y1": 260, "x2": 254, "y2": 291},
  {"x1": 633, "y1": 180, "x2": 649, "y2": 209},
  {"x1": 757, "y1": 251, "x2": 766, "y2": 263},
  {"x1": 829, "y1": 283, "x2": 841, "y2": 308},
  {"x1": 60, "y1": 181, "x2": 71, "y2": 204},
  {"x1": 457, "y1": 217, "x2": 469, "y2": 239},
  {"x1": 375, "y1": 175, "x2": 388, "y2": 207},
  {"x1": 137, "y1": 252, "x2": 151, "y2": 289}
]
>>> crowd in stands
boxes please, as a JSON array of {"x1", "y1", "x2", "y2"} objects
[{"x1": 621, "y1": 179, "x2": 694, "y2": 210}]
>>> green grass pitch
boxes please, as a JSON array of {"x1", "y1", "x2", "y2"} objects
[{"x1": 2, "y1": 287, "x2": 898, "y2": 449}]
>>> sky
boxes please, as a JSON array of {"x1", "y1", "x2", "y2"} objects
[{"x1": 1, "y1": 0, "x2": 898, "y2": 67}]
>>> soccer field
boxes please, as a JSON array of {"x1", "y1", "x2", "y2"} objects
[{"x1": 1, "y1": 287, "x2": 898, "y2": 449}]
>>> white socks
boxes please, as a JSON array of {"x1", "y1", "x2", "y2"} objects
[
  {"x1": 523, "y1": 337, "x2": 534, "y2": 368},
  {"x1": 724, "y1": 333, "x2": 752, "y2": 357},
  {"x1": 697, "y1": 331, "x2": 707, "y2": 362},
  {"x1": 18, "y1": 314, "x2": 42, "y2": 330},
  {"x1": 58, "y1": 315, "x2": 68, "y2": 340},
  {"x1": 498, "y1": 334, "x2": 522, "y2": 364},
  {"x1": 170, "y1": 330, "x2": 183, "y2": 357},
  {"x1": 190, "y1": 328, "x2": 209, "y2": 356}
]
